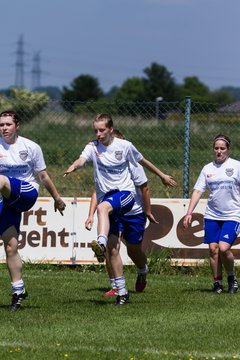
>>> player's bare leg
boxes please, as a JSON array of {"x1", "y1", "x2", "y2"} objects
[
  {"x1": 209, "y1": 243, "x2": 223, "y2": 294},
  {"x1": 2, "y1": 226, "x2": 28, "y2": 310},
  {"x1": 91, "y1": 201, "x2": 113, "y2": 262}
]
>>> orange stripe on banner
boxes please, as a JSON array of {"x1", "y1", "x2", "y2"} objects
[
  {"x1": 0, "y1": 259, "x2": 99, "y2": 264},
  {"x1": 64, "y1": 199, "x2": 90, "y2": 203}
]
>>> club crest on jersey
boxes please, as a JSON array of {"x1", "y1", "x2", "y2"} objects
[
  {"x1": 115, "y1": 151, "x2": 123, "y2": 161},
  {"x1": 19, "y1": 150, "x2": 28, "y2": 161},
  {"x1": 225, "y1": 168, "x2": 234, "y2": 177}
]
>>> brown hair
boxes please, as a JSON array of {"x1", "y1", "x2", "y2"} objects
[
  {"x1": 93, "y1": 113, "x2": 113, "y2": 129},
  {"x1": 0, "y1": 110, "x2": 20, "y2": 125},
  {"x1": 112, "y1": 129, "x2": 125, "y2": 140},
  {"x1": 213, "y1": 134, "x2": 231, "y2": 149}
]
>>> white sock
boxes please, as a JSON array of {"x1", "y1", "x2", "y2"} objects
[
  {"x1": 115, "y1": 276, "x2": 127, "y2": 296},
  {"x1": 97, "y1": 234, "x2": 108, "y2": 248},
  {"x1": 11, "y1": 279, "x2": 24, "y2": 295}
]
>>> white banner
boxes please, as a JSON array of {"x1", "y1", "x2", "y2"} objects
[{"x1": 1, "y1": 197, "x2": 240, "y2": 265}]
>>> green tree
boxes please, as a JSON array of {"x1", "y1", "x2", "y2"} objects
[
  {"x1": 62, "y1": 74, "x2": 104, "y2": 112},
  {"x1": 116, "y1": 77, "x2": 146, "y2": 102},
  {"x1": 210, "y1": 89, "x2": 235, "y2": 105},
  {"x1": 106, "y1": 86, "x2": 119, "y2": 98},
  {"x1": 143, "y1": 62, "x2": 178, "y2": 101},
  {"x1": 179, "y1": 76, "x2": 210, "y2": 101}
]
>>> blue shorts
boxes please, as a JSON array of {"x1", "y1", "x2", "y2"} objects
[
  {"x1": 0, "y1": 177, "x2": 38, "y2": 235},
  {"x1": 204, "y1": 219, "x2": 240, "y2": 245},
  {"x1": 109, "y1": 212, "x2": 146, "y2": 244},
  {"x1": 102, "y1": 190, "x2": 135, "y2": 216}
]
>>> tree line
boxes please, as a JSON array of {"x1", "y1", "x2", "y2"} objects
[{"x1": 61, "y1": 62, "x2": 235, "y2": 108}]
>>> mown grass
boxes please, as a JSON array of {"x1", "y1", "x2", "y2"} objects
[{"x1": 0, "y1": 264, "x2": 240, "y2": 360}]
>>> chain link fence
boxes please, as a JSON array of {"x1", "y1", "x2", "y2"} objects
[{"x1": 1, "y1": 97, "x2": 239, "y2": 199}]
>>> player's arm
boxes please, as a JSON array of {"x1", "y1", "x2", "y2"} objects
[
  {"x1": 85, "y1": 191, "x2": 97, "y2": 231},
  {"x1": 183, "y1": 189, "x2": 203, "y2": 229},
  {"x1": 139, "y1": 182, "x2": 159, "y2": 224},
  {"x1": 139, "y1": 158, "x2": 177, "y2": 187},
  {"x1": 37, "y1": 170, "x2": 66, "y2": 215},
  {"x1": 63, "y1": 156, "x2": 87, "y2": 177}
]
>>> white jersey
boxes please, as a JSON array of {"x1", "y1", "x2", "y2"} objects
[
  {"x1": 80, "y1": 137, "x2": 143, "y2": 202},
  {"x1": 0, "y1": 135, "x2": 46, "y2": 191},
  {"x1": 125, "y1": 163, "x2": 148, "y2": 216},
  {"x1": 194, "y1": 157, "x2": 240, "y2": 221}
]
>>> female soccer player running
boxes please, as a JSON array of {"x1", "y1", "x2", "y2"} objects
[
  {"x1": 0, "y1": 110, "x2": 66, "y2": 310},
  {"x1": 64, "y1": 113, "x2": 176, "y2": 291},
  {"x1": 85, "y1": 129, "x2": 159, "y2": 304}
]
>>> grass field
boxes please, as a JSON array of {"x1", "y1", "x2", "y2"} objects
[{"x1": 0, "y1": 264, "x2": 240, "y2": 360}]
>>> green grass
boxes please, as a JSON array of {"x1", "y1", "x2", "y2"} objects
[{"x1": 0, "y1": 265, "x2": 240, "y2": 359}]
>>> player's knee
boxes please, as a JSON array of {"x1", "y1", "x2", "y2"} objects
[
  {"x1": 0, "y1": 175, "x2": 9, "y2": 192},
  {"x1": 97, "y1": 201, "x2": 112, "y2": 215}
]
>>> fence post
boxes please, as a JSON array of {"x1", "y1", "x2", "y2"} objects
[
  {"x1": 155, "y1": 96, "x2": 163, "y2": 121},
  {"x1": 183, "y1": 96, "x2": 191, "y2": 198}
]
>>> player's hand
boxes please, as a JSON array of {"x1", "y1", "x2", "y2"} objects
[
  {"x1": 161, "y1": 175, "x2": 177, "y2": 187},
  {"x1": 146, "y1": 213, "x2": 159, "y2": 224},
  {"x1": 183, "y1": 214, "x2": 192, "y2": 229},
  {"x1": 63, "y1": 165, "x2": 76, "y2": 177},
  {"x1": 85, "y1": 217, "x2": 93, "y2": 231},
  {"x1": 54, "y1": 197, "x2": 66, "y2": 215}
]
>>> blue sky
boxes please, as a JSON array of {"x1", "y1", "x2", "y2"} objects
[{"x1": 0, "y1": 0, "x2": 239, "y2": 93}]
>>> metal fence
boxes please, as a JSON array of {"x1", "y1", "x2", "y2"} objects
[{"x1": 2, "y1": 97, "x2": 240, "y2": 199}]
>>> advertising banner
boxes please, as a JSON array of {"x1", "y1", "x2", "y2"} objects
[{"x1": 1, "y1": 197, "x2": 240, "y2": 265}]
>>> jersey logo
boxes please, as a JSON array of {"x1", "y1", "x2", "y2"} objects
[
  {"x1": 223, "y1": 234, "x2": 229, "y2": 239},
  {"x1": 19, "y1": 150, "x2": 28, "y2": 161},
  {"x1": 207, "y1": 173, "x2": 215, "y2": 178},
  {"x1": 225, "y1": 168, "x2": 234, "y2": 177},
  {"x1": 115, "y1": 151, "x2": 123, "y2": 161}
]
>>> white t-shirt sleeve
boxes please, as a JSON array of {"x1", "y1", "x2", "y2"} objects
[
  {"x1": 130, "y1": 164, "x2": 148, "y2": 186},
  {"x1": 80, "y1": 143, "x2": 93, "y2": 162},
  {"x1": 32, "y1": 143, "x2": 46, "y2": 172},
  {"x1": 193, "y1": 167, "x2": 207, "y2": 193},
  {"x1": 126, "y1": 142, "x2": 143, "y2": 166}
]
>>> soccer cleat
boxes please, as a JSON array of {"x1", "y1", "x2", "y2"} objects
[
  {"x1": 135, "y1": 273, "x2": 147, "y2": 292},
  {"x1": 116, "y1": 292, "x2": 129, "y2": 305},
  {"x1": 227, "y1": 276, "x2": 238, "y2": 294},
  {"x1": 91, "y1": 240, "x2": 105, "y2": 263},
  {"x1": 10, "y1": 288, "x2": 28, "y2": 311},
  {"x1": 212, "y1": 282, "x2": 223, "y2": 294},
  {"x1": 104, "y1": 288, "x2": 118, "y2": 297}
]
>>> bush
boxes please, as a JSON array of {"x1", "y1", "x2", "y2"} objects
[{"x1": 0, "y1": 88, "x2": 49, "y2": 122}]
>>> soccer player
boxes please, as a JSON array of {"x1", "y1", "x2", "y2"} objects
[
  {"x1": 85, "y1": 129, "x2": 159, "y2": 304},
  {"x1": 183, "y1": 134, "x2": 239, "y2": 294},
  {"x1": 0, "y1": 110, "x2": 66, "y2": 310},
  {"x1": 64, "y1": 113, "x2": 176, "y2": 302}
]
